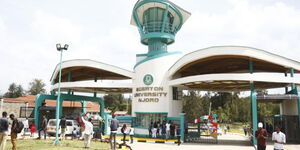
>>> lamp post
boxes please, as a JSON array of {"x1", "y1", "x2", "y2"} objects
[{"x1": 54, "y1": 43, "x2": 68, "y2": 145}]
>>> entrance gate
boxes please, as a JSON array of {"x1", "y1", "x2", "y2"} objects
[{"x1": 186, "y1": 122, "x2": 218, "y2": 144}]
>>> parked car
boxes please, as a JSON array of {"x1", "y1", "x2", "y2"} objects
[{"x1": 47, "y1": 119, "x2": 80, "y2": 136}]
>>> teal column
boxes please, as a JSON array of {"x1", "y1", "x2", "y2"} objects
[
  {"x1": 93, "y1": 77, "x2": 97, "y2": 97},
  {"x1": 99, "y1": 100, "x2": 105, "y2": 119},
  {"x1": 67, "y1": 72, "x2": 72, "y2": 94},
  {"x1": 297, "y1": 91, "x2": 300, "y2": 129},
  {"x1": 249, "y1": 59, "x2": 257, "y2": 145},
  {"x1": 284, "y1": 72, "x2": 288, "y2": 93},
  {"x1": 104, "y1": 113, "x2": 109, "y2": 135},
  {"x1": 51, "y1": 90, "x2": 56, "y2": 95},
  {"x1": 59, "y1": 99, "x2": 63, "y2": 118},
  {"x1": 250, "y1": 83, "x2": 258, "y2": 145},
  {"x1": 161, "y1": 5, "x2": 169, "y2": 33},
  {"x1": 34, "y1": 94, "x2": 43, "y2": 129},
  {"x1": 180, "y1": 113, "x2": 185, "y2": 142},
  {"x1": 81, "y1": 101, "x2": 87, "y2": 114},
  {"x1": 290, "y1": 68, "x2": 296, "y2": 90}
]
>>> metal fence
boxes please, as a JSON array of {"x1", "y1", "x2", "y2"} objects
[{"x1": 19, "y1": 107, "x2": 34, "y2": 118}]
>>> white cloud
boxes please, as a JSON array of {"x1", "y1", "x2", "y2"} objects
[
  {"x1": 172, "y1": 0, "x2": 300, "y2": 63},
  {"x1": 1, "y1": 0, "x2": 300, "y2": 95},
  {"x1": 31, "y1": 10, "x2": 82, "y2": 44}
]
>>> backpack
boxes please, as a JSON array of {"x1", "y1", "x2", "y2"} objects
[{"x1": 14, "y1": 120, "x2": 24, "y2": 133}]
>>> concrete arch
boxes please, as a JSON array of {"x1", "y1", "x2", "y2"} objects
[
  {"x1": 168, "y1": 46, "x2": 300, "y2": 79},
  {"x1": 50, "y1": 59, "x2": 134, "y2": 84}
]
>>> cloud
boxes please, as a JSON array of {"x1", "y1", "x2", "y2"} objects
[
  {"x1": 172, "y1": 0, "x2": 300, "y2": 62},
  {"x1": 31, "y1": 10, "x2": 82, "y2": 44},
  {"x1": 0, "y1": 17, "x2": 6, "y2": 41}
]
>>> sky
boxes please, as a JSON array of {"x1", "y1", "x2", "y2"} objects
[{"x1": 0, "y1": 0, "x2": 300, "y2": 95}]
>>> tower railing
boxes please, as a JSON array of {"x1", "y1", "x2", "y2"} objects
[{"x1": 143, "y1": 21, "x2": 175, "y2": 34}]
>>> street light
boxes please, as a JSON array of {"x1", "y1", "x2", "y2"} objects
[{"x1": 54, "y1": 43, "x2": 68, "y2": 145}]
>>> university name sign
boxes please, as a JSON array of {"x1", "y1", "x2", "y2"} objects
[{"x1": 134, "y1": 86, "x2": 167, "y2": 102}]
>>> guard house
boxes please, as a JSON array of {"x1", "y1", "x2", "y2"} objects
[{"x1": 47, "y1": 0, "x2": 300, "y2": 144}]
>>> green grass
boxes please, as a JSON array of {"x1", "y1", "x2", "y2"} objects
[{"x1": 6, "y1": 139, "x2": 110, "y2": 150}]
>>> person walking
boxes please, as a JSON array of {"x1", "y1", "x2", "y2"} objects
[
  {"x1": 9, "y1": 114, "x2": 18, "y2": 150},
  {"x1": 152, "y1": 122, "x2": 158, "y2": 138},
  {"x1": 129, "y1": 127, "x2": 134, "y2": 144},
  {"x1": 38, "y1": 115, "x2": 47, "y2": 140},
  {"x1": 22, "y1": 118, "x2": 29, "y2": 137},
  {"x1": 170, "y1": 122, "x2": 175, "y2": 138},
  {"x1": 148, "y1": 121, "x2": 153, "y2": 138},
  {"x1": 272, "y1": 126, "x2": 286, "y2": 150},
  {"x1": 81, "y1": 116, "x2": 93, "y2": 148},
  {"x1": 156, "y1": 120, "x2": 161, "y2": 137},
  {"x1": 161, "y1": 120, "x2": 166, "y2": 138},
  {"x1": 224, "y1": 125, "x2": 227, "y2": 134},
  {"x1": 59, "y1": 116, "x2": 67, "y2": 140},
  {"x1": 243, "y1": 125, "x2": 247, "y2": 136},
  {"x1": 166, "y1": 121, "x2": 171, "y2": 139},
  {"x1": 30, "y1": 123, "x2": 36, "y2": 137},
  {"x1": 255, "y1": 122, "x2": 268, "y2": 150},
  {"x1": 110, "y1": 114, "x2": 119, "y2": 150},
  {"x1": 121, "y1": 124, "x2": 127, "y2": 144},
  {"x1": 0, "y1": 112, "x2": 9, "y2": 150}
]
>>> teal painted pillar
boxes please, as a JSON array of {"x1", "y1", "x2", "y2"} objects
[
  {"x1": 104, "y1": 113, "x2": 109, "y2": 135},
  {"x1": 59, "y1": 99, "x2": 63, "y2": 118},
  {"x1": 250, "y1": 83, "x2": 258, "y2": 145},
  {"x1": 297, "y1": 91, "x2": 300, "y2": 129},
  {"x1": 290, "y1": 68, "x2": 296, "y2": 90},
  {"x1": 67, "y1": 72, "x2": 72, "y2": 94},
  {"x1": 94, "y1": 77, "x2": 97, "y2": 97},
  {"x1": 284, "y1": 72, "x2": 288, "y2": 93},
  {"x1": 99, "y1": 100, "x2": 105, "y2": 119},
  {"x1": 180, "y1": 113, "x2": 185, "y2": 142},
  {"x1": 34, "y1": 94, "x2": 43, "y2": 129},
  {"x1": 51, "y1": 90, "x2": 56, "y2": 95},
  {"x1": 249, "y1": 59, "x2": 258, "y2": 145},
  {"x1": 81, "y1": 101, "x2": 87, "y2": 114}
]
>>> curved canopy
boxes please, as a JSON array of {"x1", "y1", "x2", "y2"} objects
[
  {"x1": 169, "y1": 46, "x2": 300, "y2": 78},
  {"x1": 168, "y1": 46, "x2": 300, "y2": 91},
  {"x1": 50, "y1": 59, "x2": 134, "y2": 84}
]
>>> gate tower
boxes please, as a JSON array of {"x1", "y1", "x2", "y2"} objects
[{"x1": 130, "y1": 0, "x2": 190, "y2": 134}]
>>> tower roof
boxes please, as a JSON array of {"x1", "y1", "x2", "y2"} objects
[{"x1": 130, "y1": 0, "x2": 191, "y2": 27}]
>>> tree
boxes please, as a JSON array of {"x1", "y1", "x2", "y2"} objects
[
  {"x1": 182, "y1": 91, "x2": 210, "y2": 122},
  {"x1": 4, "y1": 83, "x2": 25, "y2": 98},
  {"x1": 103, "y1": 94, "x2": 126, "y2": 112},
  {"x1": 27, "y1": 79, "x2": 46, "y2": 95}
]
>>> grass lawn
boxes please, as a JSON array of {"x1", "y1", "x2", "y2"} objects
[{"x1": 6, "y1": 139, "x2": 110, "y2": 150}]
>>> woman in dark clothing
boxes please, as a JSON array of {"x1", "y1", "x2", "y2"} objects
[
  {"x1": 121, "y1": 124, "x2": 127, "y2": 143},
  {"x1": 148, "y1": 122, "x2": 153, "y2": 137},
  {"x1": 170, "y1": 123, "x2": 175, "y2": 138}
]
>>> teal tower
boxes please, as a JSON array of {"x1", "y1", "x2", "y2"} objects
[{"x1": 131, "y1": 0, "x2": 191, "y2": 57}]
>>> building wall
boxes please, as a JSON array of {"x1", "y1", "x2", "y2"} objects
[
  {"x1": 282, "y1": 99, "x2": 298, "y2": 115},
  {"x1": 0, "y1": 100, "x2": 27, "y2": 118},
  {"x1": 132, "y1": 53, "x2": 182, "y2": 117}
]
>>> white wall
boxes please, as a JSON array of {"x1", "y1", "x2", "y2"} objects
[{"x1": 132, "y1": 53, "x2": 182, "y2": 117}]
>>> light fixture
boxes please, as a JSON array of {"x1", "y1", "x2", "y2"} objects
[
  {"x1": 56, "y1": 43, "x2": 61, "y2": 51},
  {"x1": 63, "y1": 44, "x2": 69, "y2": 50}
]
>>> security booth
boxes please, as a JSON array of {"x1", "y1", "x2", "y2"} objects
[{"x1": 264, "y1": 115, "x2": 300, "y2": 143}]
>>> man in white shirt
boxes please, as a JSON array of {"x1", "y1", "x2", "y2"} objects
[
  {"x1": 272, "y1": 126, "x2": 286, "y2": 150},
  {"x1": 166, "y1": 121, "x2": 171, "y2": 139},
  {"x1": 22, "y1": 118, "x2": 29, "y2": 137},
  {"x1": 81, "y1": 116, "x2": 93, "y2": 148}
]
